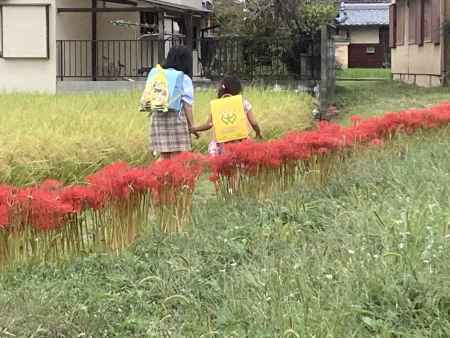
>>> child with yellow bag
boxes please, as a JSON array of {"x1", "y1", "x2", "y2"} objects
[{"x1": 191, "y1": 75, "x2": 262, "y2": 155}]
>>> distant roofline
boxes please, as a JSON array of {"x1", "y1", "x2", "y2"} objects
[
  {"x1": 342, "y1": 3, "x2": 390, "y2": 9},
  {"x1": 143, "y1": 0, "x2": 211, "y2": 13}
]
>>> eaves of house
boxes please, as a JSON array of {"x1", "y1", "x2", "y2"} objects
[{"x1": 141, "y1": 0, "x2": 211, "y2": 13}]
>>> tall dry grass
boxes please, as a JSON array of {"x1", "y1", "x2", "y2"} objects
[{"x1": 0, "y1": 88, "x2": 312, "y2": 185}]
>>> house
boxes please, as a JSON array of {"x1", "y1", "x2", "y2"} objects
[
  {"x1": 336, "y1": 0, "x2": 390, "y2": 68},
  {"x1": 0, "y1": 0, "x2": 212, "y2": 93},
  {"x1": 389, "y1": 0, "x2": 449, "y2": 87}
]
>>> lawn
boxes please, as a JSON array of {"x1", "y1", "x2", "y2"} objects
[
  {"x1": 336, "y1": 67, "x2": 392, "y2": 79},
  {"x1": 1, "y1": 127, "x2": 449, "y2": 337},
  {"x1": 0, "y1": 88, "x2": 312, "y2": 185},
  {"x1": 335, "y1": 80, "x2": 450, "y2": 124},
  {"x1": 1, "y1": 82, "x2": 450, "y2": 337}
]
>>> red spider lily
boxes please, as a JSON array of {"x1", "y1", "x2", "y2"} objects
[
  {"x1": 39, "y1": 179, "x2": 64, "y2": 191},
  {"x1": 149, "y1": 152, "x2": 205, "y2": 203},
  {"x1": 350, "y1": 115, "x2": 363, "y2": 126},
  {"x1": 86, "y1": 162, "x2": 132, "y2": 201},
  {"x1": 60, "y1": 185, "x2": 104, "y2": 212},
  {"x1": 28, "y1": 189, "x2": 73, "y2": 231},
  {"x1": 122, "y1": 167, "x2": 150, "y2": 193},
  {"x1": 4, "y1": 186, "x2": 72, "y2": 232},
  {"x1": 0, "y1": 185, "x2": 13, "y2": 206},
  {"x1": 0, "y1": 204, "x2": 9, "y2": 228},
  {"x1": 370, "y1": 138, "x2": 384, "y2": 147}
]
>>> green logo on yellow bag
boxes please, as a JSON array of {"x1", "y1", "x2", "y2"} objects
[{"x1": 220, "y1": 111, "x2": 237, "y2": 125}]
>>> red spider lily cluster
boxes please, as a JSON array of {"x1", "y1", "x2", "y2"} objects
[
  {"x1": 208, "y1": 102, "x2": 450, "y2": 197},
  {"x1": 0, "y1": 153, "x2": 205, "y2": 265},
  {"x1": 1, "y1": 102, "x2": 450, "y2": 265}
]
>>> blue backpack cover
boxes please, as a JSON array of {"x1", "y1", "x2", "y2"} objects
[{"x1": 140, "y1": 64, "x2": 184, "y2": 112}]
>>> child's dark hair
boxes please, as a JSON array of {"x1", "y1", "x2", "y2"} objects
[
  {"x1": 218, "y1": 75, "x2": 243, "y2": 98},
  {"x1": 164, "y1": 46, "x2": 193, "y2": 78}
]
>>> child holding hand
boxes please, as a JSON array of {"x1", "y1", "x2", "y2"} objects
[{"x1": 191, "y1": 75, "x2": 262, "y2": 155}]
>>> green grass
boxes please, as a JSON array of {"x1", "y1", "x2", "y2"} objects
[
  {"x1": 335, "y1": 81, "x2": 450, "y2": 124},
  {"x1": 1, "y1": 129, "x2": 449, "y2": 337},
  {"x1": 0, "y1": 88, "x2": 312, "y2": 185},
  {"x1": 1, "y1": 82, "x2": 450, "y2": 336},
  {"x1": 336, "y1": 68, "x2": 392, "y2": 79}
]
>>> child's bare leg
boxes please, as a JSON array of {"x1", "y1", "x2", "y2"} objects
[{"x1": 159, "y1": 152, "x2": 181, "y2": 161}]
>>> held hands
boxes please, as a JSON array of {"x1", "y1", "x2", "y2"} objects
[{"x1": 189, "y1": 128, "x2": 200, "y2": 139}]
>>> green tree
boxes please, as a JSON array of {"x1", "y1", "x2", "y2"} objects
[
  {"x1": 213, "y1": 0, "x2": 337, "y2": 37},
  {"x1": 209, "y1": 0, "x2": 337, "y2": 79}
]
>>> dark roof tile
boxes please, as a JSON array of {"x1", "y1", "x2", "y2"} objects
[{"x1": 337, "y1": 2, "x2": 389, "y2": 26}]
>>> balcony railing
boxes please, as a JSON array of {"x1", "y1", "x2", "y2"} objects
[
  {"x1": 57, "y1": 36, "x2": 323, "y2": 82},
  {"x1": 57, "y1": 38, "x2": 184, "y2": 80}
]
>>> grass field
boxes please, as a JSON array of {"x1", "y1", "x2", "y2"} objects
[
  {"x1": 336, "y1": 68, "x2": 392, "y2": 79},
  {"x1": 1, "y1": 81, "x2": 449, "y2": 186},
  {"x1": 1, "y1": 82, "x2": 450, "y2": 337},
  {"x1": 1, "y1": 128, "x2": 449, "y2": 337},
  {"x1": 335, "y1": 81, "x2": 450, "y2": 124},
  {"x1": 0, "y1": 89, "x2": 312, "y2": 185}
]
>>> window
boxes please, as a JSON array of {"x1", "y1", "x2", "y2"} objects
[
  {"x1": 366, "y1": 47, "x2": 376, "y2": 54},
  {"x1": 1, "y1": 5, "x2": 49, "y2": 59},
  {"x1": 396, "y1": 0, "x2": 405, "y2": 46},
  {"x1": 424, "y1": 0, "x2": 432, "y2": 41},
  {"x1": 140, "y1": 12, "x2": 157, "y2": 35}
]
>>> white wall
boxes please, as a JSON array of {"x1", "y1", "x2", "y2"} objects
[
  {"x1": 0, "y1": 0, "x2": 57, "y2": 93},
  {"x1": 335, "y1": 42, "x2": 349, "y2": 69},
  {"x1": 349, "y1": 27, "x2": 380, "y2": 44}
]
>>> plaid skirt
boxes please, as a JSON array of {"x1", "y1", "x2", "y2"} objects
[{"x1": 149, "y1": 110, "x2": 192, "y2": 153}]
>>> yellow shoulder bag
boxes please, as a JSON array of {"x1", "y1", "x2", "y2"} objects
[{"x1": 210, "y1": 94, "x2": 249, "y2": 143}]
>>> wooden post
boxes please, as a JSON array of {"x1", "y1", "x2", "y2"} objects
[
  {"x1": 330, "y1": 27, "x2": 336, "y2": 98},
  {"x1": 184, "y1": 13, "x2": 194, "y2": 76},
  {"x1": 320, "y1": 25, "x2": 328, "y2": 118},
  {"x1": 158, "y1": 11, "x2": 165, "y2": 64},
  {"x1": 184, "y1": 13, "x2": 193, "y2": 50},
  {"x1": 92, "y1": 0, "x2": 97, "y2": 81}
]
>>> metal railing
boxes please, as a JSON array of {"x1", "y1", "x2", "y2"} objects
[
  {"x1": 57, "y1": 38, "x2": 183, "y2": 80},
  {"x1": 199, "y1": 36, "x2": 322, "y2": 81},
  {"x1": 57, "y1": 36, "x2": 323, "y2": 82}
]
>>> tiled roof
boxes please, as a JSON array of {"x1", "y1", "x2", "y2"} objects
[{"x1": 337, "y1": 2, "x2": 389, "y2": 26}]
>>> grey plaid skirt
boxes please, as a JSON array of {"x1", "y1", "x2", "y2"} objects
[{"x1": 149, "y1": 110, "x2": 192, "y2": 153}]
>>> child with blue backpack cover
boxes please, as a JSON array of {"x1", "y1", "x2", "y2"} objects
[{"x1": 140, "y1": 46, "x2": 198, "y2": 159}]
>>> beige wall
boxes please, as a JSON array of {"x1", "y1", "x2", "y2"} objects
[
  {"x1": 56, "y1": 0, "x2": 91, "y2": 40},
  {"x1": 349, "y1": 27, "x2": 380, "y2": 44},
  {"x1": 391, "y1": 0, "x2": 446, "y2": 86},
  {"x1": 336, "y1": 42, "x2": 349, "y2": 69},
  {"x1": 55, "y1": 2, "x2": 205, "y2": 79},
  {"x1": 0, "y1": 0, "x2": 57, "y2": 93},
  {"x1": 97, "y1": 12, "x2": 139, "y2": 40}
]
